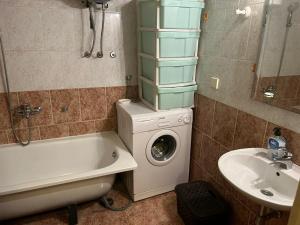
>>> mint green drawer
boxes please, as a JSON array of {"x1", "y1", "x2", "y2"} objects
[
  {"x1": 141, "y1": 80, "x2": 197, "y2": 110},
  {"x1": 141, "y1": 56, "x2": 197, "y2": 85},
  {"x1": 141, "y1": 31, "x2": 200, "y2": 58},
  {"x1": 139, "y1": 0, "x2": 205, "y2": 29},
  {"x1": 158, "y1": 85, "x2": 197, "y2": 109},
  {"x1": 141, "y1": 81, "x2": 155, "y2": 105}
]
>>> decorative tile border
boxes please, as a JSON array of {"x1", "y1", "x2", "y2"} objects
[{"x1": 0, "y1": 86, "x2": 138, "y2": 144}]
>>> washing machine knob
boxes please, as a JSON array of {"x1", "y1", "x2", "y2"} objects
[
  {"x1": 178, "y1": 116, "x2": 183, "y2": 123},
  {"x1": 183, "y1": 115, "x2": 191, "y2": 124}
]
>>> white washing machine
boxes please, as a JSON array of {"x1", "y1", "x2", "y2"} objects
[{"x1": 117, "y1": 101, "x2": 192, "y2": 201}]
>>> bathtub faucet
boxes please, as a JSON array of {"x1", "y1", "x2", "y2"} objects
[{"x1": 14, "y1": 104, "x2": 42, "y2": 119}]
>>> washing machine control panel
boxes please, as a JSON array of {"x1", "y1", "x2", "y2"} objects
[
  {"x1": 183, "y1": 114, "x2": 192, "y2": 124},
  {"x1": 157, "y1": 114, "x2": 190, "y2": 126},
  {"x1": 133, "y1": 112, "x2": 193, "y2": 133},
  {"x1": 177, "y1": 114, "x2": 191, "y2": 124}
]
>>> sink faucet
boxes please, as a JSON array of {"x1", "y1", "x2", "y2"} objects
[{"x1": 270, "y1": 148, "x2": 293, "y2": 170}]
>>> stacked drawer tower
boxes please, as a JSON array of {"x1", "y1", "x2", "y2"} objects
[{"x1": 137, "y1": 0, "x2": 205, "y2": 111}]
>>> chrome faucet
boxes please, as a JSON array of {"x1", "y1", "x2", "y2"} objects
[
  {"x1": 14, "y1": 104, "x2": 42, "y2": 119},
  {"x1": 270, "y1": 148, "x2": 293, "y2": 170}
]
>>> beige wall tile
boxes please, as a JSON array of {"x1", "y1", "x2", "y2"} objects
[
  {"x1": 0, "y1": 5, "x2": 44, "y2": 51},
  {"x1": 106, "y1": 86, "x2": 127, "y2": 118},
  {"x1": 0, "y1": 86, "x2": 130, "y2": 145},
  {"x1": 79, "y1": 87, "x2": 107, "y2": 121},
  {"x1": 42, "y1": 8, "x2": 78, "y2": 51},
  {"x1": 51, "y1": 89, "x2": 80, "y2": 124},
  {"x1": 0, "y1": 92, "x2": 18, "y2": 130},
  {"x1": 0, "y1": 131, "x2": 8, "y2": 144},
  {"x1": 7, "y1": 127, "x2": 40, "y2": 143},
  {"x1": 95, "y1": 118, "x2": 116, "y2": 132},
  {"x1": 69, "y1": 121, "x2": 96, "y2": 136},
  {"x1": 0, "y1": 0, "x2": 138, "y2": 93},
  {"x1": 106, "y1": 86, "x2": 138, "y2": 118},
  {"x1": 39, "y1": 124, "x2": 69, "y2": 140}
]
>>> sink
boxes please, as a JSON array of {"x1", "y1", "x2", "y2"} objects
[{"x1": 218, "y1": 148, "x2": 300, "y2": 211}]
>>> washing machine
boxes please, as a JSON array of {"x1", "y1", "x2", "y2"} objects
[{"x1": 117, "y1": 101, "x2": 192, "y2": 201}]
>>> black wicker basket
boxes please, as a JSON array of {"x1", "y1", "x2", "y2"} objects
[{"x1": 175, "y1": 181, "x2": 229, "y2": 225}]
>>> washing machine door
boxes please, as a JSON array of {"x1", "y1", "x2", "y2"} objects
[{"x1": 146, "y1": 130, "x2": 180, "y2": 166}]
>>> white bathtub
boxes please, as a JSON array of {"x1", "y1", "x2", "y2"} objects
[{"x1": 0, "y1": 131, "x2": 137, "y2": 221}]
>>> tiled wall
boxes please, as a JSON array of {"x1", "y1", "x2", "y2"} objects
[
  {"x1": 197, "y1": 0, "x2": 300, "y2": 133},
  {"x1": 0, "y1": 85, "x2": 138, "y2": 145},
  {"x1": 0, "y1": 0, "x2": 138, "y2": 144},
  {"x1": 196, "y1": 2, "x2": 300, "y2": 223},
  {"x1": 254, "y1": 75, "x2": 300, "y2": 114},
  {"x1": 190, "y1": 94, "x2": 300, "y2": 225},
  {"x1": 0, "y1": 0, "x2": 137, "y2": 92}
]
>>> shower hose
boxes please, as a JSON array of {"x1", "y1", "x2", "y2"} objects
[
  {"x1": 97, "y1": 3, "x2": 106, "y2": 58},
  {"x1": 0, "y1": 35, "x2": 31, "y2": 146},
  {"x1": 85, "y1": 3, "x2": 106, "y2": 58},
  {"x1": 84, "y1": 4, "x2": 96, "y2": 57}
]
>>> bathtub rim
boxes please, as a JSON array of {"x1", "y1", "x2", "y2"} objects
[
  {"x1": 0, "y1": 131, "x2": 137, "y2": 197},
  {"x1": 0, "y1": 131, "x2": 124, "y2": 150}
]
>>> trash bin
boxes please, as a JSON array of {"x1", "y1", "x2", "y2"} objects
[{"x1": 175, "y1": 181, "x2": 230, "y2": 225}]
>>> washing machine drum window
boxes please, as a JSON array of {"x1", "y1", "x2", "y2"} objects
[
  {"x1": 151, "y1": 135, "x2": 176, "y2": 161},
  {"x1": 146, "y1": 130, "x2": 180, "y2": 166}
]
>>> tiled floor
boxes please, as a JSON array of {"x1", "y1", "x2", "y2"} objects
[{"x1": 3, "y1": 188, "x2": 184, "y2": 225}]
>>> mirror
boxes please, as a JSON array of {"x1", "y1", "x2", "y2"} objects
[{"x1": 253, "y1": 0, "x2": 300, "y2": 114}]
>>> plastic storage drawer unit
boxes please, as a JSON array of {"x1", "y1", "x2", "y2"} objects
[
  {"x1": 140, "y1": 80, "x2": 197, "y2": 110},
  {"x1": 175, "y1": 181, "x2": 229, "y2": 225},
  {"x1": 141, "y1": 30, "x2": 200, "y2": 58},
  {"x1": 140, "y1": 56, "x2": 197, "y2": 85},
  {"x1": 139, "y1": 0, "x2": 205, "y2": 29}
]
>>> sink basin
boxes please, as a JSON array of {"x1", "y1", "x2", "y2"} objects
[{"x1": 218, "y1": 148, "x2": 300, "y2": 211}]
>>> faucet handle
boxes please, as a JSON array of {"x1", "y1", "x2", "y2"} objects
[
  {"x1": 14, "y1": 104, "x2": 30, "y2": 117},
  {"x1": 33, "y1": 106, "x2": 42, "y2": 111},
  {"x1": 273, "y1": 149, "x2": 293, "y2": 161},
  {"x1": 283, "y1": 151, "x2": 293, "y2": 160},
  {"x1": 31, "y1": 106, "x2": 42, "y2": 114}
]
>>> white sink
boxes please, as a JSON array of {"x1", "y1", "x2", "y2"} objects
[{"x1": 218, "y1": 148, "x2": 300, "y2": 211}]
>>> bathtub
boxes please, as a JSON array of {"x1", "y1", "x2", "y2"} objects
[{"x1": 0, "y1": 131, "x2": 137, "y2": 221}]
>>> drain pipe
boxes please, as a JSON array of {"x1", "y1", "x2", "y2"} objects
[
  {"x1": 256, "y1": 206, "x2": 282, "y2": 225},
  {"x1": 256, "y1": 206, "x2": 265, "y2": 225}
]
